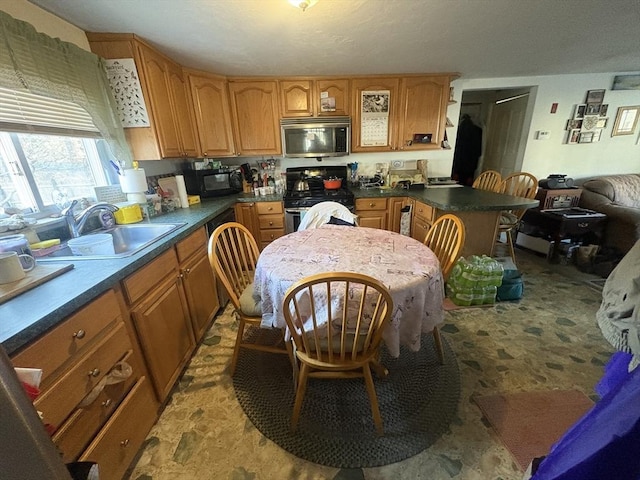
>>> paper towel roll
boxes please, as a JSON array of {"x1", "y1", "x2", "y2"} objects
[
  {"x1": 175, "y1": 174, "x2": 190, "y2": 209},
  {"x1": 119, "y1": 168, "x2": 147, "y2": 193}
]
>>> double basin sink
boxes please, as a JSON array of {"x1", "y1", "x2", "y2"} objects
[{"x1": 35, "y1": 223, "x2": 186, "y2": 261}]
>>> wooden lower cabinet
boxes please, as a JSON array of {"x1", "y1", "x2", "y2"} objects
[
  {"x1": 235, "y1": 201, "x2": 284, "y2": 250},
  {"x1": 127, "y1": 264, "x2": 195, "y2": 402},
  {"x1": 410, "y1": 199, "x2": 435, "y2": 242},
  {"x1": 79, "y1": 376, "x2": 157, "y2": 480},
  {"x1": 11, "y1": 289, "x2": 158, "y2": 479},
  {"x1": 355, "y1": 198, "x2": 388, "y2": 230},
  {"x1": 388, "y1": 196, "x2": 409, "y2": 233}
]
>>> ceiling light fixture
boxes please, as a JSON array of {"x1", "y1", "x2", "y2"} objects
[{"x1": 288, "y1": 0, "x2": 319, "y2": 11}]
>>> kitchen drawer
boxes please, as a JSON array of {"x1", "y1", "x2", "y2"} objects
[
  {"x1": 12, "y1": 290, "x2": 120, "y2": 389},
  {"x1": 258, "y1": 214, "x2": 284, "y2": 230},
  {"x1": 412, "y1": 216, "x2": 431, "y2": 243},
  {"x1": 256, "y1": 201, "x2": 283, "y2": 215},
  {"x1": 413, "y1": 201, "x2": 434, "y2": 222},
  {"x1": 259, "y1": 228, "x2": 286, "y2": 244},
  {"x1": 356, "y1": 198, "x2": 388, "y2": 211},
  {"x1": 175, "y1": 227, "x2": 207, "y2": 263},
  {"x1": 52, "y1": 349, "x2": 143, "y2": 463},
  {"x1": 122, "y1": 248, "x2": 179, "y2": 304},
  {"x1": 35, "y1": 322, "x2": 131, "y2": 430},
  {"x1": 80, "y1": 376, "x2": 158, "y2": 480}
]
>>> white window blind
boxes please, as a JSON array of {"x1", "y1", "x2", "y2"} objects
[{"x1": 0, "y1": 86, "x2": 99, "y2": 137}]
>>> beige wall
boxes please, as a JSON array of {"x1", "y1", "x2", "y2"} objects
[{"x1": 2, "y1": 0, "x2": 89, "y2": 50}]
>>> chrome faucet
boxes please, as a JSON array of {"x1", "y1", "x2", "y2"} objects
[{"x1": 61, "y1": 200, "x2": 119, "y2": 238}]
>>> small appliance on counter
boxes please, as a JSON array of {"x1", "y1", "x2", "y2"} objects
[{"x1": 181, "y1": 165, "x2": 243, "y2": 198}]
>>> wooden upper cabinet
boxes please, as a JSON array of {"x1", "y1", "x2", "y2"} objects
[
  {"x1": 351, "y1": 75, "x2": 452, "y2": 152},
  {"x1": 165, "y1": 62, "x2": 199, "y2": 158},
  {"x1": 397, "y1": 76, "x2": 450, "y2": 151},
  {"x1": 280, "y1": 78, "x2": 350, "y2": 117},
  {"x1": 315, "y1": 78, "x2": 350, "y2": 116},
  {"x1": 228, "y1": 80, "x2": 281, "y2": 156},
  {"x1": 351, "y1": 77, "x2": 400, "y2": 153},
  {"x1": 280, "y1": 80, "x2": 313, "y2": 117},
  {"x1": 86, "y1": 33, "x2": 197, "y2": 160},
  {"x1": 187, "y1": 71, "x2": 236, "y2": 157}
]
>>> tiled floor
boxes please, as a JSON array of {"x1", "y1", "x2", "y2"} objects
[{"x1": 128, "y1": 249, "x2": 612, "y2": 480}]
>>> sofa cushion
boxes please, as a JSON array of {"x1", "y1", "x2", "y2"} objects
[{"x1": 583, "y1": 175, "x2": 640, "y2": 208}]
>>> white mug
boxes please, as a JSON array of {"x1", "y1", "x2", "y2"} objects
[{"x1": 0, "y1": 251, "x2": 36, "y2": 284}]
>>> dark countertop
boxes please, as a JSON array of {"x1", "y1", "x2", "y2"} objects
[
  {"x1": 1, "y1": 186, "x2": 537, "y2": 355},
  {"x1": 1, "y1": 197, "x2": 237, "y2": 355},
  {"x1": 352, "y1": 185, "x2": 540, "y2": 211}
]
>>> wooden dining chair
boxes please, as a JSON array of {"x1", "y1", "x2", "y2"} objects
[
  {"x1": 423, "y1": 214, "x2": 466, "y2": 364},
  {"x1": 208, "y1": 222, "x2": 291, "y2": 375},
  {"x1": 472, "y1": 170, "x2": 502, "y2": 192},
  {"x1": 492, "y1": 172, "x2": 539, "y2": 262},
  {"x1": 282, "y1": 271, "x2": 394, "y2": 436}
]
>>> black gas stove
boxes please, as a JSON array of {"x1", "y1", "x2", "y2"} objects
[{"x1": 283, "y1": 166, "x2": 354, "y2": 209}]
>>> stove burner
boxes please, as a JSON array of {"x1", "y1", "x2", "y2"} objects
[{"x1": 284, "y1": 165, "x2": 354, "y2": 209}]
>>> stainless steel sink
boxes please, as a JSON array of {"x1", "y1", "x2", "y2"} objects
[{"x1": 35, "y1": 223, "x2": 186, "y2": 261}]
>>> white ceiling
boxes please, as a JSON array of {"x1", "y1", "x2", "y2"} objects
[{"x1": 28, "y1": 0, "x2": 640, "y2": 79}]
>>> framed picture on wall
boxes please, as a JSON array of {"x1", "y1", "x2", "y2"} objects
[
  {"x1": 579, "y1": 131, "x2": 594, "y2": 143},
  {"x1": 596, "y1": 117, "x2": 608, "y2": 129},
  {"x1": 599, "y1": 104, "x2": 609, "y2": 116},
  {"x1": 586, "y1": 103, "x2": 601, "y2": 115},
  {"x1": 612, "y1": 106, "x2": 640, "y2": 136},
  {"x1": 574, "y1": 104, "x2": 586, "y2": 119},
  {"x1": 568, "y1": 129, "x2": 581, "y2": 144},
  {"x1": 585, "y1": 89, "x2": 605, "y2": 104}
]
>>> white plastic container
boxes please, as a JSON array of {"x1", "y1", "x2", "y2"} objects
[{"x1": 67, "y1": 234, "x2": 115, "y2": 256}]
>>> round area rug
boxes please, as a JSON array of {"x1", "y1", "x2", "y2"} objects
[{"x1": 232, "y1": 331, "x2": 461, "y2": 468}]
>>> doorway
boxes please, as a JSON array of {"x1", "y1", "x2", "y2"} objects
[{"x1": 454, "y1": 87, "x2": 536, "y2": 180}]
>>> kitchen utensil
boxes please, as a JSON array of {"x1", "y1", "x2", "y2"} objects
[
  {"x1": 294, "y1": 177, "x2": 310, "y2": 191},
  {"x1": 323, "y1": 178, "x2": 342, "y2": 189}
]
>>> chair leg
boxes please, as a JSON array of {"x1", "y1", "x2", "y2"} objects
[
  {"x1": 291, "y1": 363, "x2": 309, "y2": 433},
  {"x1": 363, "y1": 364, "x2": 383, "y2": 436},
  {"x1": 432, "y1": 326, "x2": 445, "y2": 365},
  {"x1": 229, "y1": 314, "x2": 246, "y2": 376},
  {"x1": 506, "y1": 229, "x2": 516, "y2": 264}
]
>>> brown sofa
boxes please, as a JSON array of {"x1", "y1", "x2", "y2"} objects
[{"x1": 578, "y1": 174, "x2": 640, "y2": 255}]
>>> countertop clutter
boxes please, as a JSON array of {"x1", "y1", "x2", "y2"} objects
[{"x1": 1, "y1": 187, "x2": 537, "y2": 356}]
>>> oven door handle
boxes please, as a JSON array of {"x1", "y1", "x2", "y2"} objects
[{"x1": 285, "y1": 208, "x2": 310, "y2": 213}]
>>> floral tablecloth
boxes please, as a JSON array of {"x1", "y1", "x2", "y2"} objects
[{"x1": 254, "y1": 225, "x2": 444, "y2": 357}]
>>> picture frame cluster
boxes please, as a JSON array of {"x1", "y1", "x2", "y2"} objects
[{"x1": 565, "y1": 89, "x2": 608, "y2": 144}]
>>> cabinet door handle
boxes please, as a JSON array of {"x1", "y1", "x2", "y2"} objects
[
  {"x1": 88, "y1": 368, "x2": 100, "y2": 377},
  {"x1": 120, "y1": 439, "x2": 130, "y2": 448},
  {"x1": 183, "y1": 268, "x2": 191, "y2": 275},
  {"x1": 102, "y1": 398, "x2": 112, "y2": 408},
  {"x1": 72, "y1": 329, "x2": 86, "y2": 339}
]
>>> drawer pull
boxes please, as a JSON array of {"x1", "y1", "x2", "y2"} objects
[
  {"x1": 102, "y1": 398, "x2": 112, "y2": 408},
  {"x1": 268, "y1": 221, "x2": 273, "y2": 226},
  {"x1": 369, "y1": 203, "x2": 375, "y2": 207},
  {"x1": 267, "y1": 207, "x2": 273, "y2": 211},
  {"x1": 73, "y1": 329, "x2": 86, "y2": 339},
  {"x1": 578, "y1": 222, "x2": 588, "y2": 228},
  {"x1": 88, "y1": 368, "x2": 101, "y2": 378},
  {"x1": 120, "y1": 439, "x2": 130, "y2": 448}
]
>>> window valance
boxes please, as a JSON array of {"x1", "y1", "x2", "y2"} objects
[{"x1": 0, "y1": 10, "x2": 132, "y2": 165}]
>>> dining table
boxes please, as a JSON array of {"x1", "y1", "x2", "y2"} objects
[{"x1": 253, "y1": 224, "x2": 445, "y2": 358}]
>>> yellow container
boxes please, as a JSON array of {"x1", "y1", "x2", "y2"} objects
[{"x1": 114, "y1": 202, "x2": 143, "y2": 224}]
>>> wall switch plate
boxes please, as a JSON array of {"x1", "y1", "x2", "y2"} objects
[{"x1": 537, "y1": 130, "x2": 551, "y2": 140}]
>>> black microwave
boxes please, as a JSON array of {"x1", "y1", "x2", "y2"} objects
[{"x1": 182, "y1": 169, "x2": 243, "y2": 197}]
